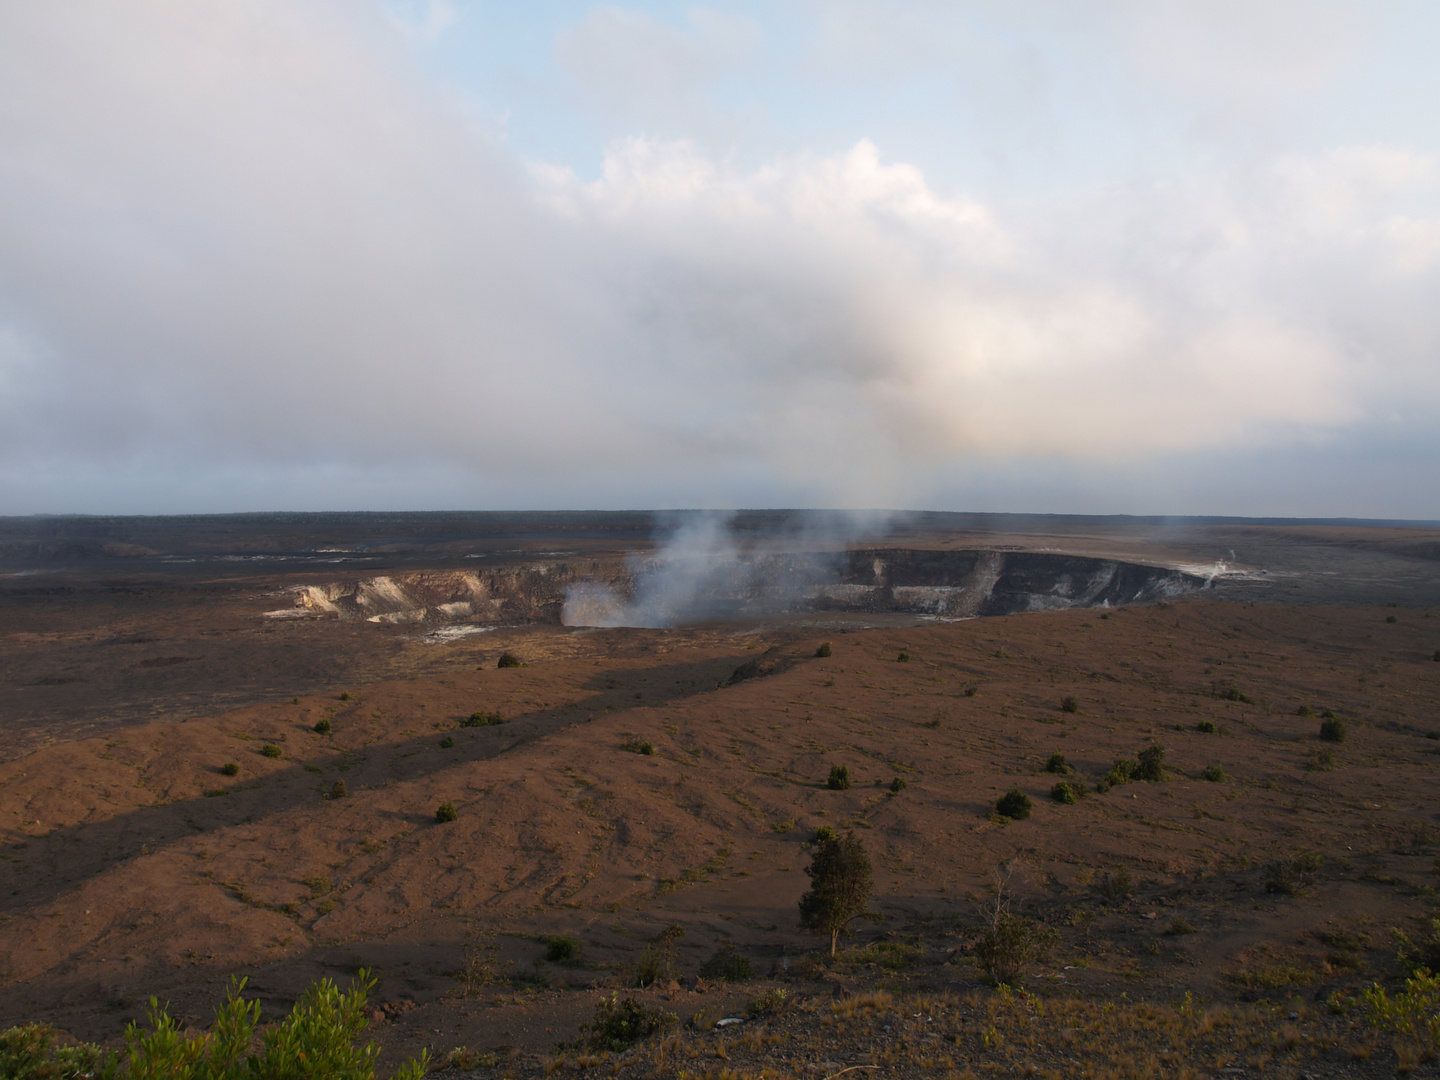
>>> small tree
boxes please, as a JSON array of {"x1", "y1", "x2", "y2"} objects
[
  {"x1": 826, "y1": 764, "x2": 851, "y2": 790},
  {"x1": 798, "y1": 830, "x2": 877, "y2": 955}
]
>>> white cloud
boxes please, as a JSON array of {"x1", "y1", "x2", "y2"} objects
[{"x1": 0, "y1": 2, "x2": 1437, "y2": 514}]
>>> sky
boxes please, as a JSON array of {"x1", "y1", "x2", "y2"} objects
[{"x1": 1, "y1": 1, "x2": 1438, "y2": 518}]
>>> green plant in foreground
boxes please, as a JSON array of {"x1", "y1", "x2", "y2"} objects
[
  {"x1": 974, "y1": 910, "x2": 1058, "y2": 986},
  {"x1": 1, "y1": 973, "x2": 428, "y2": 1080},
  {"x1": 699, "y1": 943, "x2": 753, "y2": 982},
  {"x1": 220, "y1": 762, "x2": 239, "y2": 777},
  {"x1": 496, "y1": 652, "x2": 522, "y2": 668},
  {"x1": 1395, "y1": 916, "x2": 1440, "y2": 977},
  {"x1": 995, "y1": 789, "x2": 1032, "y2": 820},
  {"x1": 826, "y1": 764, "x2": 851, "y2": 790},
  {"x1": 260, "y1": 744, "x2": 282, "y2": 759},
  {"x1": 814, "y1": 642, "x2": 832, "y2": 658},
  {"x1": 313, "y1": 718, "x2": 332, "y2": 736},
  {"x1": 1363, "y1": 969, "x2": 1439, "y2": 1056},
  {"x1": 435, "y1": 802, "x2": 457, "y2": 823}
]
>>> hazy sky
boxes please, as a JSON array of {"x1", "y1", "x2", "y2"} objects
[{"x1": 2, "y1": 1, "x2": 1438, "y2": 516}]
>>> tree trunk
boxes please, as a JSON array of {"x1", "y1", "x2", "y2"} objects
[{"x1": 830, "y1": 928, "x2": 839, "y2": 956}]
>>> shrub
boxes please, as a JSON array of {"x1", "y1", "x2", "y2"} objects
[
  {"x1": 698, "y1": 943, "x2": 753, "y2": 982},
  {"x1": 220, "y1": 762, "x2": 239, "y2": 777},
  {"x1": 1164, "y1": 919, "x2": 1197, "y2": 936},
  {"x1": 260, "y1": 744, "x2": 282, "y2": 759},
  {"x1": 461, "y1": 711, "x2": 503, "y2": 727},
  {"x1": 203, "y1": 788, "x2": 227, "y2": 798},
  {"x1": 995, "y1": 789, "x2": 1032, "y2": 820},
  {"x1": 747, "y1": 988, "x2": 788, "y2": 1014},
  {"x1": 1296, "y1": 705, "x2": 1314, "y2": 718},
  {"x1": 799, "y1": 830, "x2": 877, "y2": 955},
  {"x1": 1098, "y1": 758, "x2": 1135, "y2": 792},
  {"x1": 889, "y1": 777, "x2": 907, "y2": 793},
  {"x1": 1386, "y1": 614, "x2": 1398, "y2": 623},
  {"x1": 1265, "y1": 850, "x2": 1324, "y2": 895},
  {"x1": 1044, "y1": 752, "x2": 1070, "y2": 775},
  {"x1": 1308, "y1": 748, "x2": 1338, "y2": 771},
  {"x1": 1095, "y1": 868, "x2": 1133, "y2": 902},
  {"x1": 1196, "y1": 720, "x2": 1217, "y2": 734},
  {"x1": 1201, "y1": 765, "x2": 1226, "y2": 782},
  {"x1": 896, "y1": 651, "x2": 911, "y2": 662},
  {"x1": 544, "y1": 936, "x2": 583, "y2": 965},
  {"x1": 963, "y1": 684, "x2": 979, "y2": 697},
  {"x1": 330, "y1": 780, "x2": 348, "y2": 799},
  {"x1": 1395, "y1": 916, "x2": 1440, "y2": 978},
  {"x1": 313, "y1": 718, "x2": 332, "y2": 736},
  {"x1": 1218, "y1": 686, "x2": 1254, "y2": 703},
  {"x1": 815, "y1": 642, "x2": 832, "y2": 658},
  {"x1": 1428, "y1": 731, "x2": 1440, "y2": 740},
  {"x1": 1363, "y1": 969, "x2": 1439, "y2": 1058},
  {"x1": 1060, "y1": 696, "x2": 1079, "y2": 714},
  {"x1": 1135, "y1": 744, "x2": 1165, "y2": 782},
  {"x1": 1320, "y1": 716, "x2": 1347, "y2": 742},
  {"x1": 1433, "y1": 649, "x2": 1440, "y2": 662},
  {"x1": 974, "y1": 912, "x2": 1058, "y2": 986},
  {"x1": 0, "y1": 972, "x2": 430, "y2": 1080},
  {"x1": 622, "y1": 739, "x2": 655, "y2": 756},
  {"x1": 438, "y1": 735, "x2": 455, "y2": 749},
  {"x1": 496, "y1": 653, "x2": 522, "y2": 669},
  {"x1": 635, "y1": 924, "x2": 685, "y2": 987},
  {"x1": 582, "y1": 993, "x2": 677, "y2": 1052},
  {"x1": 339, "y1": 691, "x2": 350, "y2": 701},
  {"x1": 1050, "y1": 781, "x2": 1082, "y2": 805},
  {"x1": 826, "y1": 764, "x2": 851, "y2": 790},
  {"x1": 435, "y1": 802, "x2": 457, "y2": 823}
]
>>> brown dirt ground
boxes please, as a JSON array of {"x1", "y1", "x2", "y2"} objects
[{"x1": 2, "y1": 599, "x2": 1439, "y2": 1076}]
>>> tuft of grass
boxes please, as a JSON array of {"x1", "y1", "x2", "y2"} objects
[
  {"x1": 995, "y1": 789, "x2": 1032, "y2": 820},
  {"x1": 497, "y1": 652, "x2": 522, "y2": 668},
  {"x1": 203, "y1": 788, "x2": 227, "y2": 798},
  {"x1": 815, "y1": 642, "x2": 832, "y2": 658},
  {"x1": 747, "y1": 988, "x2": 788, "y2": 1014},
  {"x1": 220, "y1": 762, "x2": 239, "y2": 776},
  {"x1": 826, "y1": 764, "x2": 851, "y2": 790},
  {"x1": 1265, "y1": 850, "x2": 1324, "y2": 895},
  {"x1": 1060, "y1": 695, "x2": 1079, "y2": 714},
  {"x1": 1201, "y1": 765, "x2": 1226, "y2": 782},
  {"x1": 435, "y1": 802, "x2": 458, "y2": 823},
  {"x1": 771, "y1": 818, "x2": 796, "y2": 833},
  {"x1": 312, "y1": 718, "x2": 332, "y2": 736},
  {"x1": 461, "y1": 711, "x2": 503, "y2": 727},
  {"x1": 260, "y1": 744, "x2": 282, "y2": 759}
]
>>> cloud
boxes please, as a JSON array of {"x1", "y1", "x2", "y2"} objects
[{"x1": 0, "y1": 2, "x2": 1437, "y2": 515}]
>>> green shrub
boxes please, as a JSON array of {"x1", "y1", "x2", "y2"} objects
[
  {"x1": 1196, "y1": 720, "x2": 1217, "y2": 734},
  {"x1": 330, "y1": 780, "x2": 348, "y2": 800},
  {"x1": 313, "y1": 718, "x2": 332, "y2": 736},
  {"x1": 635, "y1": 925, "x2": 685, "y2": 987},
  {"x1": 1433, "y1": 649, "x2": 1440, "y2": 663},
  {"x1": 1164, "y1": 919, "x2": 1197, "y2": 936},
  {"x1": 1319, "y1": 716, "x2": 1346, "y2": 742},
  {"x1": 1395, "y1": 916, "x2": 1440, "y2": 977},
  {"x1": 1427, "y1": 731, "x2": 1439, "y2": 740},
  {"x1": 203, "y1": 788, "x2": 227, "y2": 798},
  {"x1": 896, "y1": 651, "x2": 911, "y2": 662},
  {"x1": 815, "y1": 642, "x2": 832, "y2": 658},
  {"x1": 1386, "y1": 614, "x2": 1398, "y2": 623},
  {"x1": 339, "y1": 692, "x2": 350, "y2": 701},
  {"x1": 1218, "y1": 686, "x2": 1253, "y2": 703},
  {"x1": 1296, "y1": 705, "x2": 1314, "y2": 717},
  {"x1": 1308, "y1": 748, "x2": 1338, "y2": 771},
  {"x1": 1135, "y1": 744, "x2": 1165, "y2": 782},
  {"x1": 1201, "y1": 765, "x2": 1226, "y2": 782},
  {"x1": 963, "y1": 684, "x2": 978, "y2": 697},
  {"x1": 461, "y1": 710, "x2": 503, "y2": 727},
  {"x1": 220, "y1": 762, "x2": 239, "y2": 777},
  {"x1": 622, "y1": 739, "x2": 655, "y2": 756},
  {"x1": 435, "y1": 802, "x2": 458, "y2": 823},
  {"x1": 698, "y1": 943, "x2": 753, "y2": 982},
  {"x1": 746, "y1": 988, "x2": 788, "y2": 1014},
  {"x1": 889, "y1": 777, "x2": 907, "y2": 793},
  {"x1": 1097, "y1": 758, "x2": 1135, "y2": 792},
  {"x1": 1050, "y1": 781, "x2": 1082, "y2": 805},
  {"x1": 497, "y1": 653, "x2": 522, "y2": 669},
  {"x1": 1044, "y1": 752, "x2": 1070, "y2": 775},
  {"x1": 1060, "y1": 695, "x2": 1079, "y2": 714},
  {"x1": 260, "y1": 744, "x2": 282, "y2": 759},
  {"x1": 544, "y1": 936, "x2": 583, "y2": 965},
  {"x1": 581, "y1": 993, "x2": 677, "y2": 1052},
  {"x1": 0, "y1": 972, "x2": 430, "y2": 1080},
  {"x1": 439, "y1": 736, "x2": 455, "y2": 749},
  {"x1": 826, "y1": 764, "x2": 851, "y2": 790},
  {"x1": 1363, "y1": 970, "x2": 1439, "y2": 1057},
  {"x1": 974, "y1": 912, "x2": 1057, "y2": 986},
  {"x1": 995, "y1": 789, "x2": 1032, "y2": 820}
]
